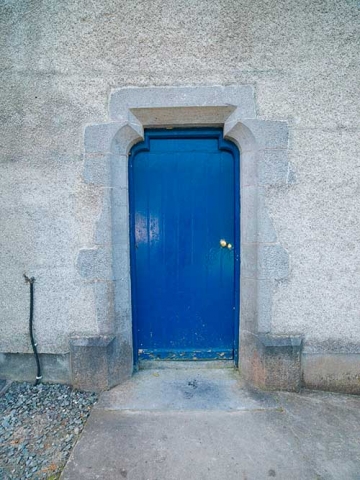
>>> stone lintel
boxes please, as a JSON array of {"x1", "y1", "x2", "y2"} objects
[{"x1": 109, "y1": 85, "x2": 256, "y2": 121}]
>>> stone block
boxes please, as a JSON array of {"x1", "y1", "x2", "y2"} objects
[
  {"x1": 241, "y1": 244, "x2": 289, "y2": 280},
  {"x1": 0, "y1": 353, "x2": 70, "y2": 384},
  {"x1": 240, "y1": 150, "x2": 259, "y2": 187},
  {"x1": 257, "y1": 279, "x2": 274, "y2": 333},
  {"x1": 241, "y1": 332, "x2": 303, "y2": 392},
  {"x1": 111, "y1": 200, "x2": 130, "y2": 246},
  {"x1": 240, "y1": 278, "x2": 273, "y2": 334},
  {"x1": 241, "y1": 186, "x2": 258, "y2": 244},
  {"x1": 224, "y1": 121, "x2": 258, "y2": 153},
  {"x1": 94, "y1": 281, "x2": 115, "y2": 334},
  {"x1": 131, "y1": 105, "x2": 236, "y2": 127},
  {"x1": 240, "y1": 277, "x2": 257, "y2": 333},
  {"x1": 83, "y1": 154, "x2": 112, "y2": 187},
  {"x1": 110, "y1": 86, "x2": 256, "y2": 121},
  {"x1": 303, "y1": 353, "x2": 360, "y2": 394},
  {"x1": 241, "y1": 243, "x2": 258, "y2": 279},
  {"x1": 258, "y1": 150, "x2": 293, "y2": 186},
  {"x1": 257, "y1": 244, "x2": 289, "y2": 280},
  {"x1": 70, "y1": 335, "x2": 118, "y2": 392},
  {"x1": 110, "y1": 154, "x2": 128, "y2": 190},
  {"x1": 258, "y1": 334, "x2": 303, "y2": 391},
  {"x1": 84, "y1": 122, "x2": 126, "y2": 154},
  {"x1": 76, "y1": 247, "x2": 113, "y2": 281},
  {"x1": 112, "y1": 123, "x2": 143, "y2": 155},
  {"x1": 242, "y1": 120, "x2": 289, "y2": 150},
  {"x1": 241, "y1": 186, "x2": 277, "y2": 244},
  {"x1": 112, "y1": 245, "x2": 130, "y2": 281},
  {"x1": 113, "y1": 285, "x2": 132, "y2": 345},
  {"x1": 94, "y1": 189, "x2": 112, "y2": 246}
]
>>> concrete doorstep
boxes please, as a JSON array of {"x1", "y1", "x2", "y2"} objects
[{"x1": 61, "y1": 368, "x2": 360, "y2": 480}]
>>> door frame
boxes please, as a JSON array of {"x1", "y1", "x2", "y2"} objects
[
  {"x1": 129, "y1": 128, "x2": 240, "y2": 366},
  {"x1": 79, "y1": 86, "x2": 299, "y2": 393}
]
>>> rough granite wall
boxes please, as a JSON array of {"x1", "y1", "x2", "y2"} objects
[{"x1": 1, "y1": 1, "x2": 359, "y2": 366}]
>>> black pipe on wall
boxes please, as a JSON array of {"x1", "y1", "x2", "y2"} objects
[{"x1": 24, "y1": 274, "x2": 42, "y2": 385}]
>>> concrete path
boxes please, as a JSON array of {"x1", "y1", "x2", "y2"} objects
[{"x1": 61, "y1": 367, "x2": 360, "y2": 480}]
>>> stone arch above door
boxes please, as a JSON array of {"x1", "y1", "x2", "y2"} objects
[{"x1": 73, "y1": 86, "x2": 303, "y2": 392}]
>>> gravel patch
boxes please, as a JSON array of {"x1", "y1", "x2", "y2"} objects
[{"x1": 0, "y1": 382, "x2": 98, "y2": 480}]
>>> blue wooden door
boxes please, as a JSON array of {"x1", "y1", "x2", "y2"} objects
[{"x1": 130, "y1": 129, "x2": 239, "y2": 362}]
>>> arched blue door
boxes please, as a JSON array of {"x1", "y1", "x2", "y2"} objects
[{"x1": 129, "y1": 129, "x2": 240, "y2": 363}]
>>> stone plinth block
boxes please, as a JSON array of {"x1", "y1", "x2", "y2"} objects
[
  {"x1": 70, "y1": 335, "x2": 118, "y2": 392},
  {"x1": 241, "y1": 333, "x2": 303, "y2": 392}
]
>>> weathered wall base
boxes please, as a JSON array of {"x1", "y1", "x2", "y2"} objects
[
  {"x1": 70, "y1": 335, "x2": 132, "y2": 392},
  {"x1": 240, "y1": 333, "x2": 303, "y2": 392},
  {"x1": 303, "y1": 354, "x2": 360, "y2": 395},
  {"x1": 0, "y1": 353, "x2": 70, "y2": 384},
  {"x1": 2, "y1": 350, "x2": 360, "y2": 395}
]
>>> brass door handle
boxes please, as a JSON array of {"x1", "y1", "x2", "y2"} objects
[{"x1": 220, "y1": 239, "x2": 233, "y2": 249}]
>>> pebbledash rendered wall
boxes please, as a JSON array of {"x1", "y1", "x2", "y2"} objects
[{"x1": 1, "y1": 0, "x2": 360, "y2": 393}]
